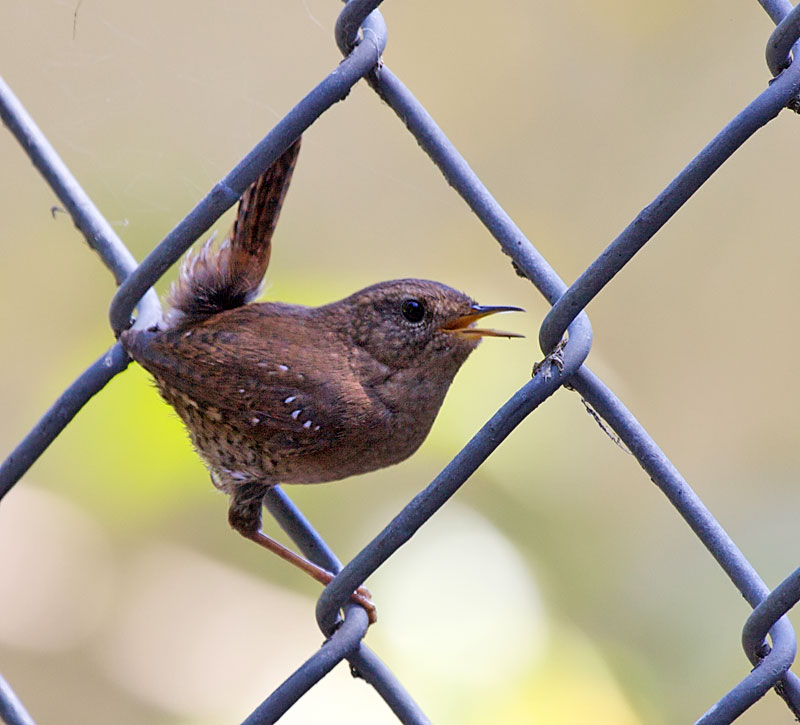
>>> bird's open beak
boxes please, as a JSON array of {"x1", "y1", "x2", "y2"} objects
[{"x1": 442, "y1": 305, "x2": 524, "y2": 338}]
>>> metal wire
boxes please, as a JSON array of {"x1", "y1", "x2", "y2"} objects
[
  {"x1": 3, "y1": 0, "x2": 800, "y2": 723},
  {"x1": 106, "y1": 4, "x2": 387, "y2": 336},
  {"x1": 0, "y1": 674, "x2": 34, "y2": 725},
  {"x1": 0, "y1": 78, "x2": 161, "y2": 331}
]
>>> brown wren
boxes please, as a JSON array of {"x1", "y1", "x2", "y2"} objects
[{"x1": 121, "y1": 138, "x2": 522, "y2": 623}]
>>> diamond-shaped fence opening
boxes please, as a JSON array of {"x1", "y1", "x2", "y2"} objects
[{"x1": 3, "y1": 1, "x2": 800, "y2": 723}]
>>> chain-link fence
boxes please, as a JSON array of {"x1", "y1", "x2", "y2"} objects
[{"x1": 4, "y1": 1, "x2": 800, "y2": 723}]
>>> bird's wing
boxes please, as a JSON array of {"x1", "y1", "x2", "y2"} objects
[{"x1": 124, "y1": 313, "x2": 368, "y2": 441}]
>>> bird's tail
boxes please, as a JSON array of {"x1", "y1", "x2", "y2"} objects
[{"x1": 165, "y1": 137, "x2": 301, "y2": 327}]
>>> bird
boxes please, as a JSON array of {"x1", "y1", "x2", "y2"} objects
[{"x1": 120, "y1": 137, "x2": 522, "y2": 623}]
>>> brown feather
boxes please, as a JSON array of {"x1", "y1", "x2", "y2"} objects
[{"x1": 166, "y1": 138, "x2": 302, "y2": 327}]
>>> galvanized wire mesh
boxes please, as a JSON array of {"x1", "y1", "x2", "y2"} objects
[{"x1": 3, "y1": 1, "x2": 800, "y2": 723}]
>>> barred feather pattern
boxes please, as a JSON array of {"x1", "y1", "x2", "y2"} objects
[{"x1": 166, "y1": 137, "x2": 302, "y2": 327}]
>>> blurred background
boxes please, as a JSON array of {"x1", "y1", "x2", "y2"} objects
[{"x1": 2, "y1": 0, "x2": 800, "y2": 722}]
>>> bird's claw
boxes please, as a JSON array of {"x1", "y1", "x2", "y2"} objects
[{"x1": 351, "y1": 585, "x2": 378, "y2": 624}]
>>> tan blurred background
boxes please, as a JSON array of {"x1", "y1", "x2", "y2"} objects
[{"x1": 2, "y1": 1, "x2": 800, "y2": 723}]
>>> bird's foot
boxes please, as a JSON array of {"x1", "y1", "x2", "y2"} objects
[
  {"x1": 350, "y1": 585, "x2": 378, "y2": 624},
  {"x1": 241, "y1": 527, "x2": 378, "y2": 624}
]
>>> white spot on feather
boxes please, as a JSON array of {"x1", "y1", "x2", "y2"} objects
[{"x1": 220, "y1": 466, "x2": 248, "y2": 482}]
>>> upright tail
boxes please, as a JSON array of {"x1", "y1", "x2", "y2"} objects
[{"x1": 165, "y1": 137, "x2": 302, "y2": 327}]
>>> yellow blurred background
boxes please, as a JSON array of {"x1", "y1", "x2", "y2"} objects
[{"x1": 2, "y1": 1, "x2": 800, "y2": 722}]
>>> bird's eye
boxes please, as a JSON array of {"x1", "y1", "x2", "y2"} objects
[{"x1": 401, "y1": 298, "x2": 426, "y2": 323}]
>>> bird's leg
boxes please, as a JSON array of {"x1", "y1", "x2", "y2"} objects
[{"x1": 227, "y1": 483, "x2": 377, "y2": 624}]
